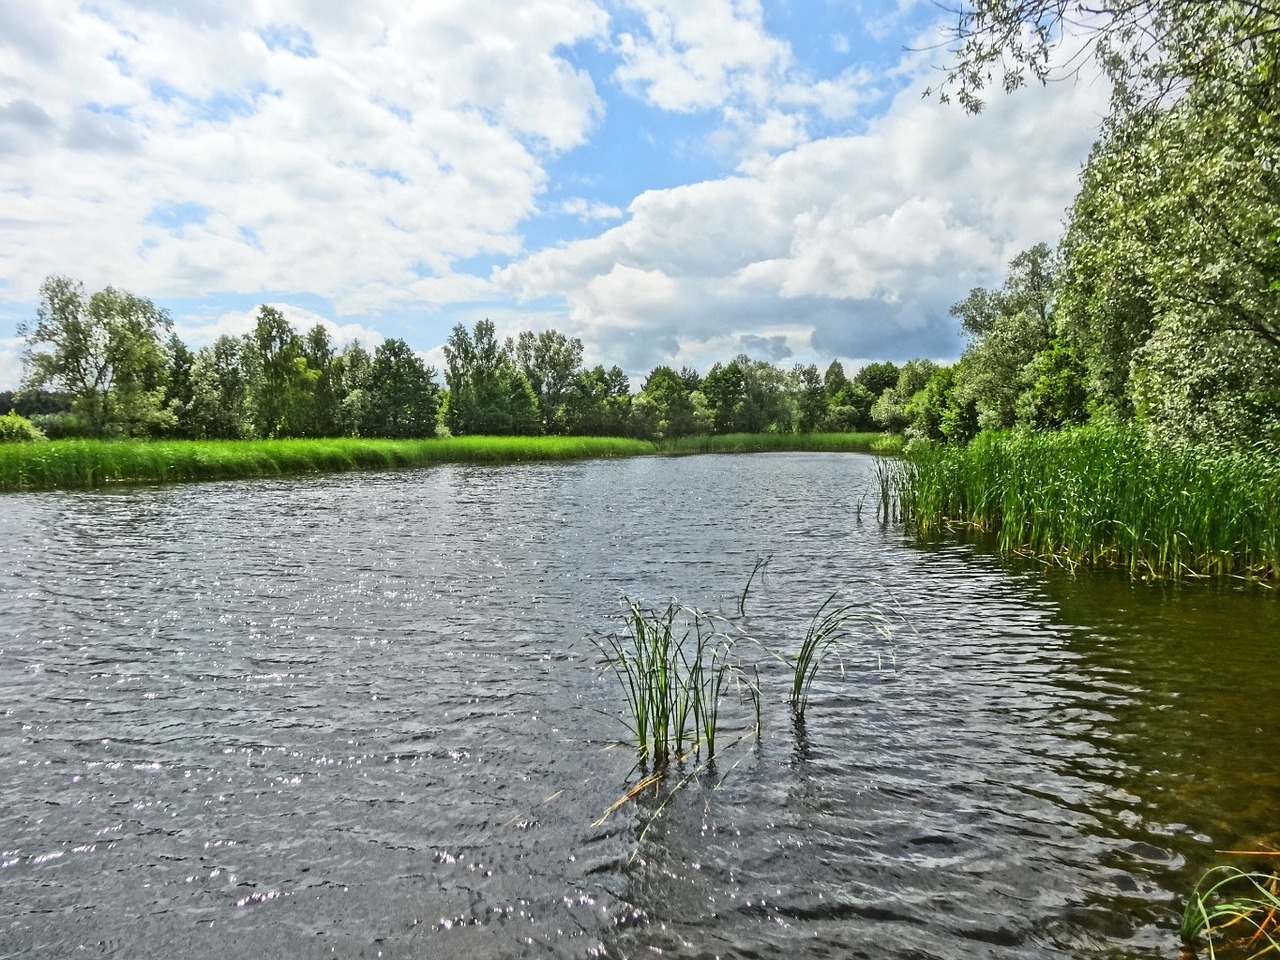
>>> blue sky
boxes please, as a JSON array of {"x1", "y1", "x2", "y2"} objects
[{"x1": 0, "y1": 0, "x2": 1109, "y2": 389}]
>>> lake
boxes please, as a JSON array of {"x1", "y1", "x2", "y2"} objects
[{"x1": 1, "y1": 452, "x2": 1276, "y2": 958}]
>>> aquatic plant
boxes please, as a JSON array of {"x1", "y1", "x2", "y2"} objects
[
  {"x1": 1182, "y1": 861, "x2": 1280, "y2": 958},
  {"x1": 886, "y1": 425, "x2": 1280, "y2": 582},
  {"x1": 788, "y1": 594, "x2": 857, "y2": 720},
  {"x1": 592, "y1": 600, "x2": 759, "y2": 770}
]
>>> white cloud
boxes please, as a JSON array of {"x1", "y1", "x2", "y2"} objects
[
  {"x1": 0, "y1": 337, "x2": 23, "y2": 393},
  {"x1": 613, "y1": 0, "x2": 872, "y2": 167},
  {"x1": 560, "y1": 198, "x2": 625, "y2": 221},
  {"x1": 0, "y1": 1, "x2": 608, "y2": 313},
  {"x1": 499, "y1": 66, "x2": 1107, "y2": 374}
]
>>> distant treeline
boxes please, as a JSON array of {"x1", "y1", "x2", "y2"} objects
[{"x1": 8, "y1": 276, "x2": 917, "y2": 443}]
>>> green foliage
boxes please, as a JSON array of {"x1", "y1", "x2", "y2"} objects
[
  {"x1": 19, "y1": 275, "x2": 175, "y2": 438},
  {"x1": 1016, "y1": 340, "x2": 1089, "y2": 431},
  {"x1": 951, "y1": 243, "x2": 1056, "y2": 431},
  {"x1": 442, "y1": 319, "x2": 540, "y2": 436},
  {"x1": 514, "y1": 328, "x2": 584, "y2": 434},
  {"x1": 0, "y1": 410, "x2": 47, "y2": 443},
  {"x1": 872, "y1": 358, "x2": 938, "y2": 432}
]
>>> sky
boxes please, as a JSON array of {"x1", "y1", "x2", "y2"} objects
[{"x1": 0, "y1": 0, "x2": 1111, "y2": 391}]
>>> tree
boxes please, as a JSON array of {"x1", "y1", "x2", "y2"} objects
[
  {"x1": 242, "y1": 306, "x2": 315, "y2": 438},
  {"x1": 365, "y1": 339, "x2": 440, "y2": 438},
  {"x1": 188, "y1": 336, "x2": 249, "y2": 439},
  {"x1": 638, "y1": 365, "x2": 698, "y2": 439},
  {"x1": 792, "y1": 363, "x2": 827, "y2": 433},
  {"x1": 303, "y1": 324, "x2": 344, "y2": 438},
  {"x1": 872, "y1": 359, "x2": 938, "y2": 432},
  {"x1": 563, "y1": 364, "x2": 633, "y2": 436},
  {"x1": 514, "y1": 329, "x2": 583, "y2": 434},
  {"x1": 951, "y1": 243, "x2": 1056, "y2": 430},
  {"x1": 932, "y1": 0, "x2": 1280, "y2": 115},
  {"x1": 442, "y1": 319, "x2": 539, "y2": 436},
  {"x1": 19, "y1": 275, "x2": 174, "y2": 437}
]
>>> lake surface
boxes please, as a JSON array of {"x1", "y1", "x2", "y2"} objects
[{"x1": 1, "y1": 452, "x2": 1276, "y2": 959}]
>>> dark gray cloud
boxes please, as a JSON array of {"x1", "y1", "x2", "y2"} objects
[{"x1": 738, "y1": 333, "x2": 792, "y2": 361}]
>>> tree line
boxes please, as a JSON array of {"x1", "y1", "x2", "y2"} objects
[
  {"x1": 912, "y1": 0, "x2": 1280, "y2": 453},
  {"x1": 9, "y1": 276, "x2": 925, "y2": 442}
]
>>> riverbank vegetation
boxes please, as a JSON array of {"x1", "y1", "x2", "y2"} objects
[{"x1": 0, "y1": 436, "x2": 657, "y2": 491}]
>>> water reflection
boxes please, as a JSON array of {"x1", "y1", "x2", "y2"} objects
[{"x1": 0, "y1": 454, "x2": 1275, "y2": 958}]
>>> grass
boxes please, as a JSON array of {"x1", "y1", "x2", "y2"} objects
[
  {"x1": 887, "y1": 424, "x2": 1280, "y2": 582},
  {"x1": 788, "y1": 593, "x2": 859, "y2": 721},
  {"x1": 0, "y1": 431, "x2": 907, "y2": 493},
  {"x1": 0, "y1": 435, "x2": 658, "y2": 492},
  {"x1": 1182, "y1": 860, "x2": 1280, "y2": 958},
  {"x1": 657, "y1": 431, "x2": 903, "y2": 456}
]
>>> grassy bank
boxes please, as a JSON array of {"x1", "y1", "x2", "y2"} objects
[
  {"x1": 891, "y1": 425, "x2": 1279, "y2": 581},
  {"x1": 658, "y1": 431, "x2": 903, "y2": 455},
  {"x1": 0, "y1": 432, "x2": 902, "y2": 492},
  {"x1": 0, "y1": 435, "x2": 659, "y2": 491}
]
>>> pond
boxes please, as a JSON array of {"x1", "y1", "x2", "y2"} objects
[{"x1": 0, "y1": 452, "x2": 1276, "y2": 959}]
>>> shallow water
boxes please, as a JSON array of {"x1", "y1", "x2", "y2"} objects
[{"x1": 1, "y1": 453, "x2": 1276, "y2": 958}]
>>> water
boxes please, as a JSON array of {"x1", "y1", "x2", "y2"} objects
[{"x1": 0, "y1": 453, "x2": 1276, "y2": 959}]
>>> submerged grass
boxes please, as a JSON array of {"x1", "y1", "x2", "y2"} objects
[
  {"x1": 0, "y1": 435, "x2": 657, "y2": 492},
  {"x1": 888, "y1": 425, "x2": 1280, "y2": 582}
]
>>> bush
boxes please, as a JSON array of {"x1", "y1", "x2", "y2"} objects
[{"x1": 0, "y1": 410, "x2": 48, "y2": 443}]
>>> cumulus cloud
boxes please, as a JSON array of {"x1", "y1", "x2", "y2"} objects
[
  {"x1": 0, "y1": 1, "x2": 607, "y2": 314},
  {"x1": 499, "y1": 65, "x2": 1107, "y2": 373},
  {"x1": 614, "y1": 0, "x2": 871, "y2": 168}
]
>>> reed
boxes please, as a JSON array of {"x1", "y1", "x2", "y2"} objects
[
  {"x1": 888, "y1": 425, "x2": 1280, "y2": 582},
  {"x1": 1182, "y1": 863, "x2": 1280, "y2": 958},
  {"x1": 788, "y1": 593, "x2": 858, "y2": 720},
  {"x1": 0, "y1": 435, "x2": 657, "y2": 492},
  {"x1": 592, "y1": 600, "x2": 759, "y2": 770}
]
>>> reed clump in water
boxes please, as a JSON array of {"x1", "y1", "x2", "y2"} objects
[
  {"x1": 1182, "y1": 860, "x2": 1280, "y2": 958},
  {"x1": 887, "y1": 425, "x2": 1280, "y2": 582},
  {"x1": 0, "y1": 435, "x2": 657, "y2": 491},
  {"x1": 592, "y1": 600, "x2": 759, "y2": 770}
]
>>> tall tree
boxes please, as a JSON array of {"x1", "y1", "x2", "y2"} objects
[
  {"x1": 442, "y1": 319, "x2": 538, "y2": 436},
  {"x1": 366, "y1": 339, "x2": 440, "y2": 438},
  {"x1": 243, "y1": 306, "x2": 314, "y2": 438},
  {"x1": 19, "y1": 275, "x2": 174, "y2": 437},
  {"x1": 513, "y1": 329, "x2": 583, "y2": 435}
]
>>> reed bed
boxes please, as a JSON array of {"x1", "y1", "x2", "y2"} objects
[
  {"x1": 889, "y1": 425, "x2": 1280, "y2": 582},
  {"x1": 0, "y1": 435, "x2": 657, "y2": 491},
  {"x1": 658, "y1": 432, "x2": 903, "y2": 456}
]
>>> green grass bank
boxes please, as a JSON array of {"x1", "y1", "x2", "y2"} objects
[
  {"x1": 0, "y1": 432, "x2": 898, "y2": 492},
  {"x1": 892, "y1": 425, "x2": 1280, "y2": 582},
  {"x1": 657, "y1": 432, "x2": 902, "y2": 455}
]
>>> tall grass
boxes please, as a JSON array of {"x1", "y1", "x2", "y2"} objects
[
  {"x1": 788, "y1": 594, "x2": 858, "y2": 720},
  {"x1": 0, "y1": 435, "x2": 657, "y2": 492},
  {"x1": 888, "y1": 425, "x2": 1280, "y2": 582},
  {"x1": 592, "y1": 600, "x2": 759, "y2": 769}
]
